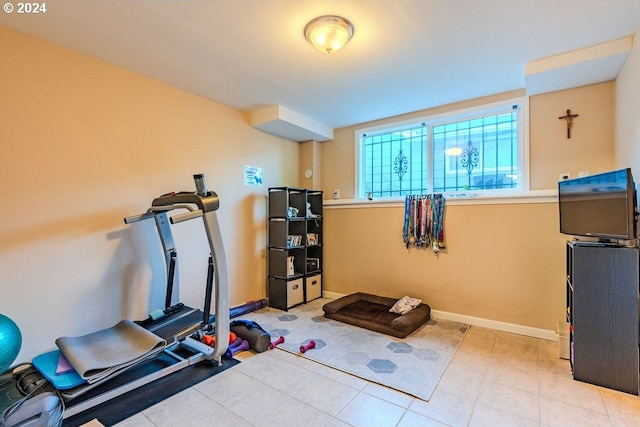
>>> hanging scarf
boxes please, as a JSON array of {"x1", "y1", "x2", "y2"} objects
[
  {"x1": 430, "y1": 194, "x2": 446, "y2": 252},
  {"x1": 403, "y1": 196, "x2": 411, "y2": 248},
  {"x1": 402, "y1": 194, "x2": 446, "y2": 252}
]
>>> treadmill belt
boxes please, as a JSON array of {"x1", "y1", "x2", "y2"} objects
[{"x1": 145, "y1": 306, "x2": 204, "y2": 341}]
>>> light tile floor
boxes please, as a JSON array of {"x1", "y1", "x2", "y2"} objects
[{"x1": 113, "y1": 326, "x2": 640, "y2": 427}]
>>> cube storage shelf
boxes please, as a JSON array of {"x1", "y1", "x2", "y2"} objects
[
  {"x1": 566, "y1": 241, "x2": 639, "y2": 395},
  {"x1": 268, "y1": 187, "x2": 323, "y2": 310}
]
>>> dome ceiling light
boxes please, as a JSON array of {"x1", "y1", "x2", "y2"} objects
[{"x1": 304, "y1": 15, "x2": 354, "y2": 54}]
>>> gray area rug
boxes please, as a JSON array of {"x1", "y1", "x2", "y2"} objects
[{"x1": 238, "y1": 298, "x2": 469, "y2": 401}]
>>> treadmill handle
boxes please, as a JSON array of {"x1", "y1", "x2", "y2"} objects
[{"x1": 170, "y1": 210, "x2": 203, "y2": 224}]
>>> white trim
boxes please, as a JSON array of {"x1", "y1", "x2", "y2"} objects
[
  {"x1": 520, "y1": 96, "x2": 531, "y2": 191},
  {"x1": 324, "y1": 189, "x2": 557, "y2": 209},
  {"x1": 430, "y1": 309, "x2": 556, "y2": 341},
  {"x1": 322, "y1": 290, "x2": 346, "y2": 300},
  {"x1": 355, "y1": 129, "x2": 363, "y2": 199},
  {"x1": 357, "y1": 98, "x2": 524, "y2": 135},
  {"x1": 354, "y1": 96, "x2": 530, "y2": 199},
  {"x1": 321, "y1": 291, "x2": 557, "y2": 341}
]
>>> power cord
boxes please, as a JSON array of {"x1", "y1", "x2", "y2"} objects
[{"x1": 1, "y1": 365, "x2": 64, "y2": 427}]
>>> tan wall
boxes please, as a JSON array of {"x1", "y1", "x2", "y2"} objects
[
  {"x1": 320, "y1": 85, "x2": 615, "y2": 331},
  {"x1": 615, "y1": 28, "x2": 640, "y2": 175},
  {"x1": 0, "y1": 26, "x2": 299, "y2": 362},
  {"x1": 530, "y1": 81, "x2": 615, "y2": 189},
  {"x1": 324, "y1": 202, "x2": 567, "y2": 329},
  {"x1": 299, "y1": 140, "x2": 322, "y2": 190}
]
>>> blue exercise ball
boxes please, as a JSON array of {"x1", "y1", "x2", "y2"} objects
[{"x1": 0, "y1": 314, "x2": 21, "y2": 374}]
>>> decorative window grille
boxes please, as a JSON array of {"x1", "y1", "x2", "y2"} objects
[
  {"x1": 360, "y1": 124, "x2": 428, "y2": 198},
  {"x1": 357, "y1": 99, "x2": 524, "y2": 199},
  {"x1": 432, "y1": 112, "x2": 518, "y2": 192}
]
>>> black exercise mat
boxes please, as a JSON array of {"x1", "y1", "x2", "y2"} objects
[{"x1": 62, "y1": 358, "x2": 239, "y2": 427}]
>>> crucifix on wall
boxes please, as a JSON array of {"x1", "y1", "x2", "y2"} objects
[{"x1": 558, "y1": 109, "x2": 579, "y2": 139}]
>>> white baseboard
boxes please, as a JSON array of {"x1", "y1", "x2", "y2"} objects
[
  {"x1": 321, "y1": 291, "x2": 557, "y2": 341},
  {"x1": 430, "y1": 309, "x2": 557, "y2": 341},
  {"x1": 322, "y1": 290, "x2": 346, "y2": 300}
]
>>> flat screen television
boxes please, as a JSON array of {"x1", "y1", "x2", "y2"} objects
[{"x1": 558, "y1": 168, "x2": 638, "y2": 242}]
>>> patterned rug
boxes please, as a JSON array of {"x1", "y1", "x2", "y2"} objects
[{"x1": 237, "y1": 298, "x2": 469, "y2": 401}]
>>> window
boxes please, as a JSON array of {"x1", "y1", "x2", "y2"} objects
[{"x1": 357, "y1": 98, "x2": 527, "y2": 199}]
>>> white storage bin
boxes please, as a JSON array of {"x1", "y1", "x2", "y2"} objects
[
  {"x1": 306, "y1": 274, "x2": 322, "y2": 301},
  {"x1": 287, "y1": 278, "x2": 304, "y2": 307}
]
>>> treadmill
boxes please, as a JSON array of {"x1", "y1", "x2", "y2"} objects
[{"x1": 60, "y1": 174, "x2": 230, "y2": 418}]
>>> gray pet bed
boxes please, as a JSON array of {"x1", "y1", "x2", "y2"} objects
[{"x1": 322, "y1": 292, "x2": 431, "y2": 338}]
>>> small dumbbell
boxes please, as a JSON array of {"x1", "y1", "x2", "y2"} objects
[
  {"x1": 270, "y1": 336, "x2": 285, "y2": 349},
  {"x1": 224, "y1": 339, "x2": 250, "y2": 359},
  {"x1": 300, "y1": 340, "x2": 316, "y2": 353}
]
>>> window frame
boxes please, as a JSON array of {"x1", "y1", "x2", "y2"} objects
[{"x1": 355, "y1": 97, "x2": 530, "y2": 200}]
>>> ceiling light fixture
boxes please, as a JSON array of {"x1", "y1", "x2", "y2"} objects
[
  {"x1": 304, "y1": 15, "x2": 354, "y2": 54},
  {"x1": 444, "y1": 147, "x2": 463, "y2": 156}
]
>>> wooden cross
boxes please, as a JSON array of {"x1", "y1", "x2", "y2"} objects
[{"x1": 558, "y1": 109, "x2": 579, "y2": 139}]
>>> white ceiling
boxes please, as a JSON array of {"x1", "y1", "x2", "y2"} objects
[{"x1": 1, "y1": 0, "x2": 639, "y2": 141}]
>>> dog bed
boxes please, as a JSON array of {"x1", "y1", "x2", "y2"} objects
[{"x1": 322, "y1": 292, "x2": 431, "y2": 338}]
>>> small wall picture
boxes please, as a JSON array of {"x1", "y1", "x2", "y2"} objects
[
  {"x1": 307, "y1": 233, "x2": 318, "y2": 246},
  {"x1": 244, "y1": 165, "x2": 263, "y2": 187}
]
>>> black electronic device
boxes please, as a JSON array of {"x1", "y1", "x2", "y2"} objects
[{"x1": 558, "y1": 168, "x2": 638, "y2": 242}]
